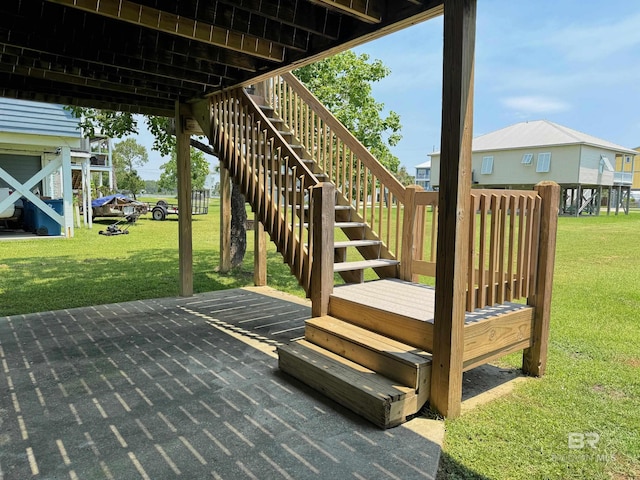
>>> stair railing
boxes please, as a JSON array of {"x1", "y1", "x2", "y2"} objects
[
  {"x1": 260, "y1": 72, "x2": 411, "y2": 268},
  {"x1": 210, "y1": 88, "x2": 322, "y2": 294}
]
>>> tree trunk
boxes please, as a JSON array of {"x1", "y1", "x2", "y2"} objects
[{"x1": 230, "y1": 182, "x2": 247, "y2": 268}]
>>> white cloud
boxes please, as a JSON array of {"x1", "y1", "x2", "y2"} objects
[
  {"x1": 502, "y1": 96, "x2": 571, "y2": 116},
  {"x1": 544, "y1": 12, "x2": 640, "y2": 63}
]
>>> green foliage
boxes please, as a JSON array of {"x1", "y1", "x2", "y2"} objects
[
  {"x1": 394, "y1": 166, "x2": 415, "y2": 186},
  {"x1": 293, "y1": 50, "x2": 402, "y2": 172},
  {"x1": 66, "y1": 106, "x2": 138, "y2": 138},
  {"x1": 113, "y1": 138, "x2": 148, "y2": 198},
  {"x1": 143, "y1": 180, "x2": 159, "y2": 194},
  {"x1": 158, "y1": 146, "x2": 210, "y2": 192}
]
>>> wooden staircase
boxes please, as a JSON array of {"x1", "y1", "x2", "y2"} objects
[{"x1": 204, "y1": 73, "x2": 556, "y2": 427}]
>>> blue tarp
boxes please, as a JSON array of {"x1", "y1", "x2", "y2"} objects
[{"x1": 91, "y1": 194, "x2": 133, "y2": 208}]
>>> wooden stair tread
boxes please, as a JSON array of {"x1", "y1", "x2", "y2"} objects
[
  {"x1": 334, "y1": 259, "x2": 399, "y2": 272},
  {"x1": 304, "y1": 316, "x2": 432, "y2": 392},
  {"x1": 306, "y1": 316, "x2": 431, "y2": 367},
  {"x1": 278, "y1": 340, "x2": 418, "y2": 428},
  {"x1": 334, "y1": 239, "x2": 381, "y2": 248}
]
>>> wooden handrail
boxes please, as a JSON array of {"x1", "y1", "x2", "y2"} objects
[{"x1": 281, "y1": 72, "x2": 407, "y2": 202}]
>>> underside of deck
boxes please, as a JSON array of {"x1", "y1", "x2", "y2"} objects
[{"x1": 278, "y1": 279, "x2": 536, "y2": 427}]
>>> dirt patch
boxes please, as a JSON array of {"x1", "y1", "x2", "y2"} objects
[
  {"x1": 623, "y1": 357, "x2": 640, "y2": 368},
  {"x1": 592, "y1": 384, "x2": 627, "y2": 400}
]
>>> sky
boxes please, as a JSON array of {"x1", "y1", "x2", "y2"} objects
[{"x1": 132, "y1": 0, "x2": 640, "y2": 180}]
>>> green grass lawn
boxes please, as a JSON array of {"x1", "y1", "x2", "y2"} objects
[{"x1": 1, "y1": 202, "x2": 638, "y2": 479}]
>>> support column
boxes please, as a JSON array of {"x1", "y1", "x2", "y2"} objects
[
  {"x1": 607, "y1": 186, "x2": 612, "y2": 215},
  {"x1": 523, "y1": 181, "x2": 560, "y2": 376},
  {"x1": 597, "y1": 186, "x2": 602, "y2": 216},
  {"x1": 176, "y1": 102, "x2": 193, "y2": 297},
  {"x1": 61, "y1": 147, "x2": 74, "y2": 238},
  {"x1": 310, "y1": 182, "x2": 335, "y2": 318},
  {"x1": 430, "y1": 0, "x2": 476, "y2": 419},
  {"x1": 220, "y1": 166, "x2": 232, "y2": 273},
  {"x1": 254, "y1": 213, "x2": 267, "y2": 286}
]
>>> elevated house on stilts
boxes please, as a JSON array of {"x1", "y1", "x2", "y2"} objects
[{"x1": 0, "y1": 0, "x2": 560, "y2": 425}]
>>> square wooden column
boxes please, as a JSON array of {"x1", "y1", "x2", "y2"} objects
[
  {"x1": 176, "y1": 101, "x2": 193, "y2": 297},
  {"x1": 430, "y1": 0, "x2": 477, "y2": 419},
  {"x1": 254, "y1": 213, "x2": 267, "y2": 286}
]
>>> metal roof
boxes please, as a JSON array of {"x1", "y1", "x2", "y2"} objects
[
  {"x1": 469, "y1": 120, "x2": 637, "y2": 156},
  {"x1": 0, "y1": 1, "x2": 444, "y2": 117},
  {"x1": 0, "y1": 98, "x2": 81, "y2": 138}
]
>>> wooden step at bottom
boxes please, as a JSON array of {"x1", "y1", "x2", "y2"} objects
[
  {"x1": 333, "y1": 258, "x2": 399, "y2": 272},
  {"x1": 278, "y1": 340, "x2": 419, "y2": 428},
  {"x1": 305, "y1": 316, "x2": 431, "y2": 394}
]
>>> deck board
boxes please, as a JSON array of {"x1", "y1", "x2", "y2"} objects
[{"x1": 331, "y1": 278, "x2": 531, "y2": 324}]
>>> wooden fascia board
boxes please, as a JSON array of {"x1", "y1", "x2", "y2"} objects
[{"x1": 46, "y1": 0, "x2": 285, "y2": 63}]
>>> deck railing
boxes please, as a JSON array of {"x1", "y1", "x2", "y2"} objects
[{"x1": 408, "y1": 187, "x2": 548, "y2": 311}]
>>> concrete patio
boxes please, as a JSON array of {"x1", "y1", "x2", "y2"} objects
[{"x1": 0, "y1": 287, "x2": 444, "y2": 479}]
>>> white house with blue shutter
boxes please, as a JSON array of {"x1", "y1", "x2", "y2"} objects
[
  {"x1": 429, "y1": 120, "x2": 637, "y2": 215},
  {"x1": 0, "y1": 98, "x2": 114, "y2": 237}
]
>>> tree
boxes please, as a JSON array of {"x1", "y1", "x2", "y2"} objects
[
  {"x1": 394, "y1": 166, "x2": 415, "y2": 186},
  {"x1": 293, "y1": 50, "x2": 402, "y2": 172},
  {"x1": 113, "y1": 138, "x2": 148, "y2": 199},
  {"x1": 158, "y1": 146, "x2": 210, "y2": 193}
]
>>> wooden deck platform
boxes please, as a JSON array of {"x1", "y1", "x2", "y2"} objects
[{"x1": 329, "y1": 278, "x2": 535, "y2": 371}]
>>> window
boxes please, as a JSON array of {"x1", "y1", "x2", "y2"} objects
[
  {"x1": 599, "y1": 155, "x2": 613, "y2": 174},
  {"x1": 521, "y1": 153, "x2": 533, "y2": 165},
  {"x1": 625, "y1": 155, "x2": 632, "y2": 164},
  {"x1": 481, "y1": 156, "x2": 494, "y2": 174},
  {"x1": 536, "y1": 152, "x2": 551, "y2": 172}
]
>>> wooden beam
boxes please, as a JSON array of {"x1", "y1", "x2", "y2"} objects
[
  {"x1": 310, "y1": 183, "x2": 335, "y2": 317},
  {"x1": 523, "y1": 181, "x2": 560, "y2": 376},
  {"x1": 176, "y1": 101, "x2": 193, "y2": 297},
  {"x1": 307, "y1": 0, "x2": 383, "y2": 23},
  {"x1": 254, "y1": 215, "x2": 267, "y2": 286},
  {"x1": 219, "y1": 166, "x2": 232, "y2": 273},
  {"x1": 46, "y1": 0, "x2": 285, "y2": 62},
  {"x1": 430, "y1": 0, "x2": 476, "y2": 419}
]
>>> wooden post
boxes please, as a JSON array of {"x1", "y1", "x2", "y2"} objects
[
  {"x1": 254, "y1": 213, "x2": 267, "y2": 286},
  {"x1": 575, "y1": 185, "x2": 581, "y2": 217},
  {"x1": 607, "y1": 186, "x2": 612, "y2": 216},
  {"x1": 523, "y1": 181, "x2": 560, "y2": 376},
  {"x1": 430, "y1": 0, "x2": 476, "y2": 419},
  {"x1": 310, "y1": 182, "x2": 335, "y2": 317},
  {"x1": 219, "y1": 166, "x2": 232, "y2": 273},
  {"x1": 597, "y1": 186, "x2": 602, "y2": 216},
  {"x1": 176, "y1": 101, "x2": 193, "y2": 296},
  {"x1": 400, "y1": 185, "x2": 420, "y2": 281}
]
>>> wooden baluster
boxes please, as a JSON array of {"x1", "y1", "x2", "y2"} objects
[
  {"x1": 348, "y1": 151, "x2": 354, "y2": 205},
  {"x1": 477, "y1": 194, "x2": 488, "y2": 308},
  {"x1": 466, "y1": 194, "x2": 478, "y2": 311},
  {"x1": 386, "y1": 189, "x2": 392, "y2": 249},
  {"x1": 506, "y1": 195, "x2": 516, "y2": 301},
  {"x1": 341, "y1": 143, "x2": 348, "y2": 195},
  {"x1": 354, "y1": 158, "x2": 362, "y2": 212},
  {"x1": 529, "y1": 195, "x2": 542, "y2": 295},
  {"x1": 334, "y1": 137, "x2": 341, "y2": 189},
  {"x1": 523, "y1": 195, "x2": 536, "y2": 297},
  {"x1": 362, "y1": 168, "x2": 369, "y2": 223},
  {"x1": 282, "y1": 157, "x2": 289, "y2": 258},
  {"x1": 516, "y1": 195, "x2": 526, "y2": 299},
  {"x1": 323, "y1": 122, "x2": 329, "y2": 173},
  {"x1": 395, "y1": 194, "x2": 402, "y2": 259},
  {"x1": 488, "y1": 194, "x2": 499, "y2": 306},
  {"x1": 298, "y1": 175, "x2": 306, "y2": 283},
  {"x1": 497, "y1": 195, "x2": 508, "y2": 304}
]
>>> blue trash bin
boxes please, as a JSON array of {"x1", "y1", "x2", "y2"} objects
[
  {"x1": 33, "y1": 199, "x2": 63, "y2": 236},
  {"x1": 22, "y1": 200, "x2": 35, "y2": 232}
]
